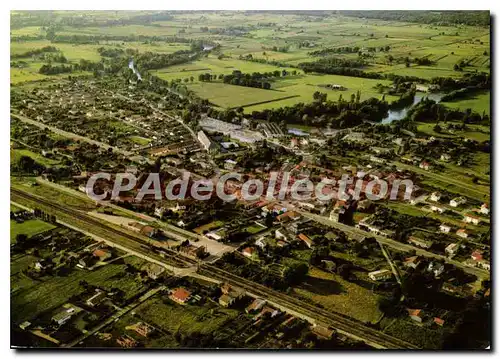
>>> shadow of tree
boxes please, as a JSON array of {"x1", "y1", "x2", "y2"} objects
[{"x1": 298, "y1": 276, "x2": 345, "y2": 295}]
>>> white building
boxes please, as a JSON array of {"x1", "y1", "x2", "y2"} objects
[
  {"x1": 430, "y1": 192, "x2": 441, "y2": 202},
  {"x1": 430, "y1": 205, "x2": 445, "y2": 214},
  {"x1": 368, "y1": 269, "x2": 392, "y2": 281},
  {"x1": 445, "y1": 243, "x2": 459, "y2": 257},
  {"x1": 464, "y1": 214, "x2": 480, "y2": 225},
  {"x1": 450, "y1": 197, "x2": 466, "y2": 207},
  {"x1": 480, "y1": 203, "x2": 490, "y2": 215},
  {"x1": 440, "y1": 224, "x2": 451, "y2": 233}
]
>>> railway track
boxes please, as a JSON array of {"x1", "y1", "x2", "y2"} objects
[
  {"x1": 198, "y1": 265, "x2": 418, "y2": 349},
  {"x1": 11, "y1": 188, "x2": 417, "y2": 349},
  {"x1": 11, "y1": 188, "x2": 194, "y2": 269}
]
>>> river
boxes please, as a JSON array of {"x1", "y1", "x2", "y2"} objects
[
  {"x1": 128, "y1": 59, "x2": 142, "y2": 81},
  {"x1": 381, "y1": 92, "x2": 444, "y2": 124}
]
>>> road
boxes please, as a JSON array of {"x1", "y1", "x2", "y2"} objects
[{"x1": 11, "y1": 188, "x2": 417, "y2": 349}]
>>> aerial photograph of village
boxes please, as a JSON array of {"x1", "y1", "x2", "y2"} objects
[{"x1": 9, "y1": 10, "x2": 491, "y2": 350}]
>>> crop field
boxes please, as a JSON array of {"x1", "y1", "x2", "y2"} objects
[{"x1": 11, "y1": 12, "x2": 490, "y2": 112}]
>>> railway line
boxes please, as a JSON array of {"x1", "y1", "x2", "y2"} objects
[
  {"x1": 11, "y1": 188, "x2": 194, "y2": 269},
  {"x1": 198, "y1": 265, "x2": 418, "y2": 349},
  {"x1": 11, "y1": 187, "x2": 418, "y2": 349}
]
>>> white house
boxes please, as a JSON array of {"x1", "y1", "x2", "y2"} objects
[
  {"x1": 450, "y1": 197, "x2": 466, "y2": 207},
  {"x1": 368, "y1": 269, "x2": 392, "y2": 281},
  {"x1": 430, "y1": 205, "x2": 445, "y2": 214},
  {"x1": 456, "y1": 229, "x2": 469, "y2": 238},
  {"x1": 440, "y1": 224, "x2": 451, "y2": 233},
  {"x1": 480, "y1": 203, "x2": 489, "y2": 215},
  {"x1": 464, "y1": 214, "x2": 480, "y2": 225},
  {"x1": 430, "y1": 192, "x2": 441, "y2": 202},
  {"x1": 445, "y1": 243, "x2": 459, "y2": 257}
]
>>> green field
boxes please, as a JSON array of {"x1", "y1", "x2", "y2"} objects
[
  {"x1": 292, "y1": 267, "x2": 382, "y2": 323},
  {"x1": 442, "y1": 91, "x2": 490, "y2": 115},
  {"x1": 10, "y1": 219, "x2": 56, "y2": 244},
  {"x1": 135, "y1": 295, "x2": 240, "y2": 335}
]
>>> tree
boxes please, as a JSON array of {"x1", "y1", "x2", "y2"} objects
[{"x1": 283, "y1": 262, "x2": 309, "y2": 286}]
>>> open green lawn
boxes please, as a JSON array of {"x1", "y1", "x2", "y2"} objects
[
  {"x1": 442, "y1": 91, "x2": 490, "y2": 115},
  {"x1": 292, "y1": 267, "x2": 382, "y2": 323},
  {"x1": 10, "y1": 219, "x2": 56, "y2": 244},
  {"x1": 11, "y1": 148, "x2": 61, "y2": 166}
]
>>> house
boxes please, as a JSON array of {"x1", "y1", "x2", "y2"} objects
[
  {"x1": 407, "y1": 309, "x2": 422, "y2": 323},
  {"x1": 92, "y1": 249, "x2": 112, "y2": 261},
  {"x1": 471, "y1": 250, "x2": 483, "y2": 262},
  {"x1": 477, "y1": 259, "x2": 490, "y2": 271},
  {"x1": 445, "y1": 243, "x2": 459, "y2": 257},
  {"x1": 403, "y1": 256, "x2": 421, "y2": 269},
  {"x1": 85, "y1": 290, "x2": 107, "y2": 307},
  {"x1": 116, "y1": 335, "x2": 137, "y2": 348},
  {"x1": 254, "y1": 306, "x2": 280, "y2": 321},
  {"x1": 246, "y1": 298, "x2": 266, "y2": 313},
  {"x1": 219, "y1": 283, "x2": 243, "y2": 307},
  {"x1": 311, "y1": 324, "x2": 334, "y2": 339},
  {"x1": 368, "y1": 269, "x2": 392, "y2": 281},
  {"x1": 440, "y1": 154, "x2": 451, "y2": 162},
  {"x1": 143, "y1": 263, "x2": 166, "y2": 280},
  {"x1": 450, "y1": 197, "x2": 466, "y2": 207},
  {"x1": 434, "y1": 317, "x2": 445, "y2": 327},
  {"x1": 321, "y1": 260, "x2": 337, "y2": 273},
  {"x1": 154, "y1": 206, "x2": 166, "y2": 218},
  {"x1": 430, "y1": 204, "x2": 445, "y2": 214},
  {"x1": 297, "y1": 233, "x2": 313, "y2": 248},
  {"x1": 170, "y1": 288, "x2": 192, "y2": 305},
  {"x1": 456, "y1": 229, "x2": 469, "y2": 238},
  {"x1": 430, "y1": 192, "x2": 441, "y2": 202},
  {"x1": 419, "y1": 161, "x2": 432, "y2": 171},
  {"x1": 224, "y1": 159, "x2": 238, "y2": 170},
  {"x1": 219, "y1": 294, "x2": 236, "y2": 307},
  {"x1": 427, "y1": 262, "x2": 445, "y2": 278},
  {"x1": 464, "y1": 213, "x2": 480, "y2": 225},
  {"x1": 408, "y1": 236, "x2": 432, "y2": 249},
  {"x1": 275, "y1": 228, "x2": 292, "y2": 242},
  {"x1": 242, "y1": 246, "x2": 258, "y2": 259},
  {"x1": 440, "y1": 224, "x2": 451, "y2": 233},
  {"x1": 198, "y1": 130, "x2": 217, "y2": 152},
  {"x1": 52, "y1": 307, "x2": 77, "y2": 326},
  {"x1": 179, "y1": 244, "x2": 207, "y2": 258},
  {"x1": 127, "y1": 322, "x2": 154, "y2": 338},
  {"x1": 480, "y1": 203, "x2": 489, "y2": 215}
]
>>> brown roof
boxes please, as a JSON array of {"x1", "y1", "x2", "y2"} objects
[
  {"x1": 434, "y1": 317, "x2": 445, "y2": 326},
  {"x1": 93, "y1": 249, "x2": 109, "y2": 258},
  {"x1": 298, "y1": 233, "x2": 312, "y2": 246},
  {"x1": 171, "y1": 287, "x2": 191, "y2": 302},
  {"x1": 407, "y1": 309, "x2": 422, "y2": 317}
]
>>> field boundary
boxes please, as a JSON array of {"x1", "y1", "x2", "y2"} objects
[{"x1": 231, "y1": 95, "x2": 300, "y2": 109}]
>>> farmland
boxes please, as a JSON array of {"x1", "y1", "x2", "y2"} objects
[{"x1": 11, "y1": 11, "x2": 490, "y2": 113}]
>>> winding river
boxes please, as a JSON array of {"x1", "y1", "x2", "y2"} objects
[{"x1": 381, "y1": 92, "x2": 444, "y2": 124}]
